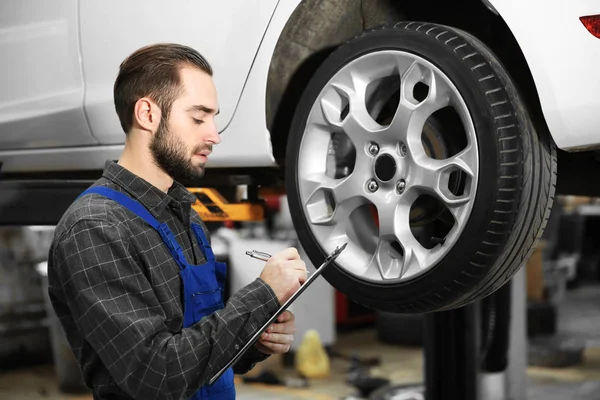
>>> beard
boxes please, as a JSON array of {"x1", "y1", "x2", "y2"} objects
[{"x1": 149, "y1": 118, "x2": 211, "y2": 183}]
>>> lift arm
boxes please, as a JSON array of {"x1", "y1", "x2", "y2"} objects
[{"x1": 188, "y1": 188, "x2": 265, "y2": 222}]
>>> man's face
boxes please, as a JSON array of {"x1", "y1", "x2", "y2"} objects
[{"x1": 150, "y1": 66, "x2": 221, "y2": 182}]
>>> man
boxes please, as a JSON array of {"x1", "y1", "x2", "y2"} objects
[{"x1": 47, "y1": 43, "x2": 308, "y2": 400}]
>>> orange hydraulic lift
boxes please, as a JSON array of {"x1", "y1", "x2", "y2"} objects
[
  {"x1": 188, "y1": 186, "x2": 288, "y2": 222},
  {"x1": 188, "y1": 187, "x2": 267, "y2": 222}
]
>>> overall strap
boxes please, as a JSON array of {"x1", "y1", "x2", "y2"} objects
[
  {"x1": 78, "y1": 187, "x2": 161, "y2": 228},
  {"x1": 78, "y1": 187, "x2": 189, "y2": 271},
  {"x1": 191, "y1": 224, "x2": 215, "y2": 264}
]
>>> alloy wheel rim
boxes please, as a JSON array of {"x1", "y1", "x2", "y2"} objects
[{"x1": 297, "y1": 50, "x2": 480, "y2": 283}]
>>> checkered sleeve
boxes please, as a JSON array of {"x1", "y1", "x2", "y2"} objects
[{"x1": 51, "y1": 218, "x2": 280, "y2": 400}]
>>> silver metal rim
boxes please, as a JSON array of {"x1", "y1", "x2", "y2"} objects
[{"x1": 297, "y1": 50, "x2": 480, "y2": 283}]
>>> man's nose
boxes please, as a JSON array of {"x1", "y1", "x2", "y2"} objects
[{"x1": 206, "y1": 121, "x2": 221, "y2": 144}]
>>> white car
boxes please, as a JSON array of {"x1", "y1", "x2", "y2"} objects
[{"x1": 1, "y1": 0, "x2": 599, "y2": 313}]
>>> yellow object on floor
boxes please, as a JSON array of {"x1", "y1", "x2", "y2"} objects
[{"x1": 295, "y1": 330, "x2": 331, "y2": 379}]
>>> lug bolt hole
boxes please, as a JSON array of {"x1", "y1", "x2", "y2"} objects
[{"x1": 399, "y1": 142, "x2": 408, "y2": 157}]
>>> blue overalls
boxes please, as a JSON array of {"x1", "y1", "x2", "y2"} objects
[{"x1": 78, "y1": 186, "x2": 235, "y2": 400}]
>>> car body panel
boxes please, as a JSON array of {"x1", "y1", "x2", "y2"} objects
[
  {"x1": 0, "y1": 0, "x2": 95, "y2": 151},
  {"x1": 79, "y1": 0, "x2": 279, "y2": 145},
  {"x1": 1, "y1": 0, "x2": 600, "y2": 174},
  {"x1": 205, "y1": 0, "x2": 303, "y2": 168},
  {"x1": 0, "y1": 0, "x2": 295, "y2": 172},
  {"x1": 488, "y1": 0, "x2": 600, "y2": 150},
  {"x1": 0, "y1": 144, "x2": 123, "y2": 173}
]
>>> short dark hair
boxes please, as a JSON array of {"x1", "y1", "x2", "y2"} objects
[{"x1": 113, "y1": 43, "x2": 213, "y2": 133}]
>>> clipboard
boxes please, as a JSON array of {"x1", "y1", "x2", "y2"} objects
[{"x1": 208, "y1": 242, "x2": 348, "y2": 385}]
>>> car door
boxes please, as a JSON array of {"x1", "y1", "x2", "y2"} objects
[
  {"x1": 0, "y1": 0, "x2": 96, "y2": 151},
  {"x1": 79, "y1": 0, "x2": 279, "y2": 145}
]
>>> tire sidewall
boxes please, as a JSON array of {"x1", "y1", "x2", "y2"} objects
[{"x1": 286, "y1": 26, "x2": 505, "y2": 311}]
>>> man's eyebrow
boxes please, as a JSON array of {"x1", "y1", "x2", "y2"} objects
[{"x1": 187, "y1": 105, "x2": 220, "y2": 115}]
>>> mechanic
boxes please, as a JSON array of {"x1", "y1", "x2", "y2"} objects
[{"x1": 47, "y1": 43, "x2": 308, "y2": 400}]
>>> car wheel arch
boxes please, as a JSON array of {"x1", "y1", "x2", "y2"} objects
[
  {"x1": 264, "y1": 0, "x2": 554, "y2": 172},
  {"x1": 265, "y1": 0, "x2": 407, "y2": 166}
]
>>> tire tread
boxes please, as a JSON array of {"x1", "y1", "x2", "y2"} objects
[{"x1": 385, "y1": 21, "x2": 556, "y2": 311}]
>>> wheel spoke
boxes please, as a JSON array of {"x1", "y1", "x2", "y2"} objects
[
  {"x1": 300, "y1": 172, "x2": 368, "y2": 226},
  {"x1": 373, "y1": 240, "x2": 404, "y2": 280},
  {"x1": 301, "y1": 172, "x2": 369, "y2": 255},
  {"x1": 384, "y1": 61, "x2": 452, "y2": 155},
  {"x1": 319, "y1": 96, "x2": 345, "y2": 134},
  {"x1": 330, "y1": 173, "x2": 369, "y2": 216},
  {"x1": 319, "y1": 72, "x2": 385, "y2": 149},
  {"x1": 412, "y1": 144, "x2": 477, "y2": 214},
  {"x1": 418, "y1": 143, "x2": 477, "y2": 180},
  {"x1": 373, "y1": 196, "x2": 428, "y2": 279}
]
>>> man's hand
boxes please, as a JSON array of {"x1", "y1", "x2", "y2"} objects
[
  {"x1": 259, "y1": 247, "x2": 307, "y2": 305},
  {"x1": 255, "y1": 311, "x2": 296, "y2": 355}
]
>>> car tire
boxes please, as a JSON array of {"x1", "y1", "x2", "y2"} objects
[{"x1": 285, "y1": 21, "x2": 556, "y2": 313}]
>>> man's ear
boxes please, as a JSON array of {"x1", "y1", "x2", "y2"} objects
[{"x1": 133, "y1": 97, "x2": 161, "y2": 133}]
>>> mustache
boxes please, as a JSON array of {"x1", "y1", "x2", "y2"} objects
[{"x1": 193, "y1": 144, "x2": 213, "y2": 154}]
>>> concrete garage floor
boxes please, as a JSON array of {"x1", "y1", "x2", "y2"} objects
[{"x1": 1, "y1": 284, "x2": 600, "y2": 400}]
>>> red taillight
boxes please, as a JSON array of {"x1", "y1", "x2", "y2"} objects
[{"x1": 580, "y1": 15, "x2": 600, "y2": 38}]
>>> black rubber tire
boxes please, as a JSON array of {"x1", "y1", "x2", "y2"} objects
[{"x1": 285, "y1": 21, "x2": 557, "y2": 313}]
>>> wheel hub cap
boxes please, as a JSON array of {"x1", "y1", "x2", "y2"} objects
[{"x1": 374, "y1": 153, "x2": 397, "y2": 182}]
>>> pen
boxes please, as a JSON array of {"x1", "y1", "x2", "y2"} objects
[
  {"x1": 245, "y1": 250, "x2": 271, "y2": 262},
  {"x1": 245, "y1": 250, "x2": 313, "y2": 275}
]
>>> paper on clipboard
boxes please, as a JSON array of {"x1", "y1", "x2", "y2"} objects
[{"x1": 208, "y1": 242, "x2": 348, "y2": 385}]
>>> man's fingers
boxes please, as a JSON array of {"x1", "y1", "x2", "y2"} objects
[
  {"x1": 255, "y1": 341, "x2": 274, "y2": 355},
  {"x1": 284, "y1": 261, "x2": 307, "y2": 284},
  {"x1": 258, "y1": 339, "x2": 292, "y2": 354},
  {"x1": 295, "y1": 269, "x2": 308, "y2": 284},
  {"x1": 267, "y1": 321, "x2": 295, "y2": 335},
  {"x1": 261, "y1": 332, "x2": 294, "y2": 345},
  {"x1": 292, "y1": 260, "x2": 306, "y2": 271},
  {"x1": 277, "y1": 247, "x2": 300, "y2": 261},
  {"x1": 277, "y1": 310, "x2": 294, "y2": 324}
]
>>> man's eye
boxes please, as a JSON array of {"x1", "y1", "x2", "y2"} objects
[{"x1": 193, "y1": 118, "x2": 203, "y2": 124}]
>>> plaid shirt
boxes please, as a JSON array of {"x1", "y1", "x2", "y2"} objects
[{"x1": 48, "y1": 161, "x2": 280, "y2": 400}]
